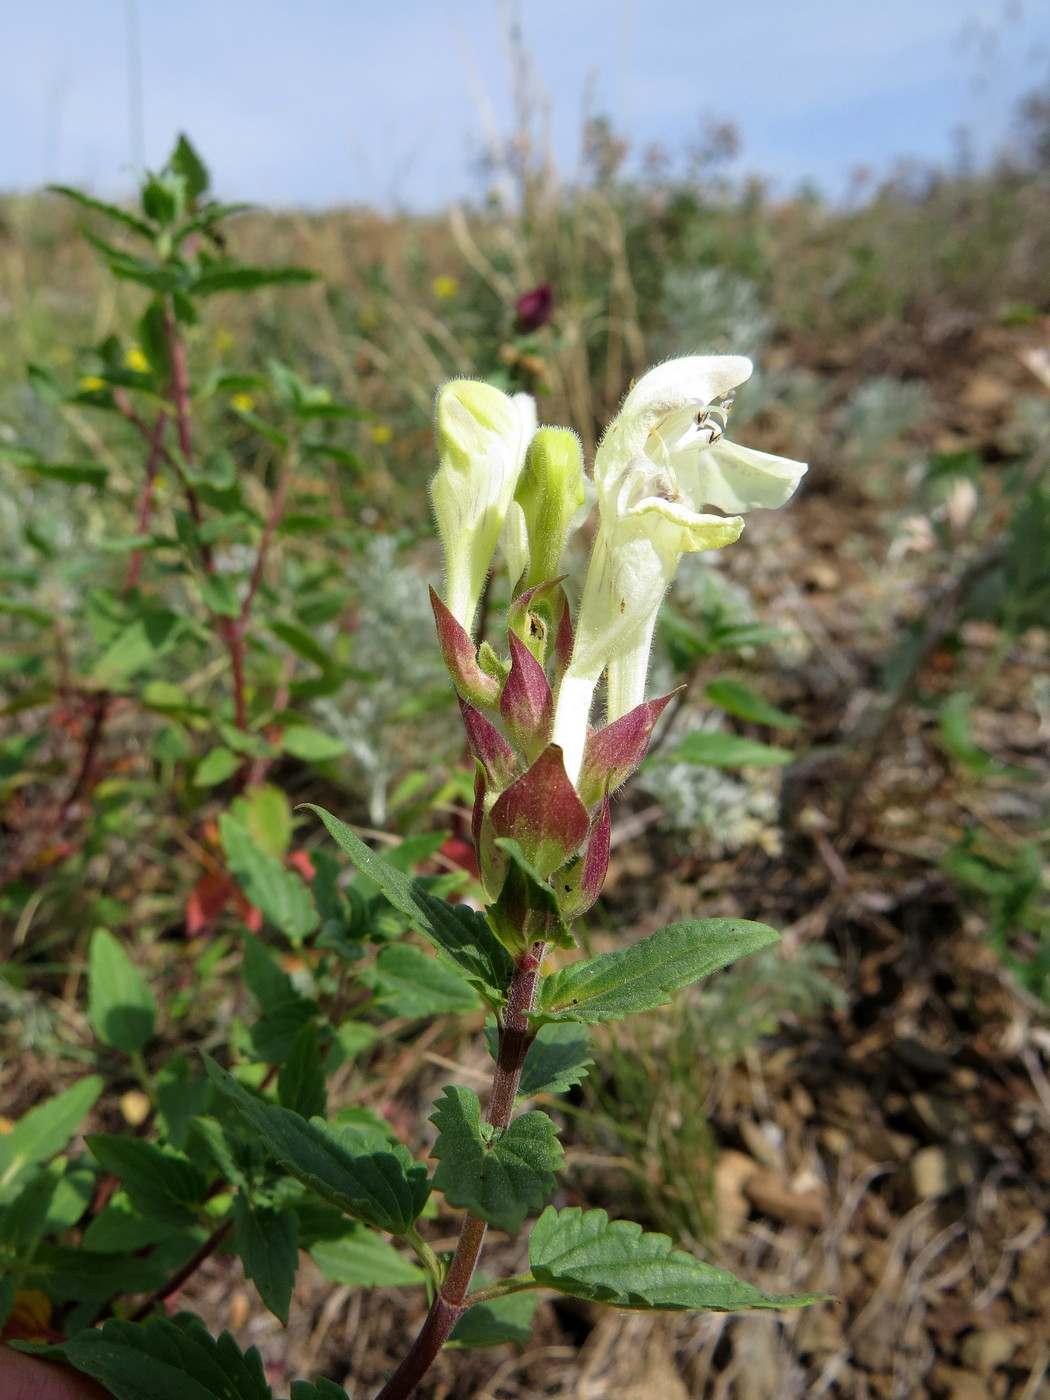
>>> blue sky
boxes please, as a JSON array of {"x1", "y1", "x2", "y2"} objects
[{"x1": 3, "y1": 1, "x2": 1049, "y2": 209}]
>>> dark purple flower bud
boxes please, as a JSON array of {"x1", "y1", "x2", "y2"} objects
[
  {"x1": 514, "y1": 283, "x2": 554, "y2": 334},
  {"x1": 459, "y1": 697, "x2": 519, "y2": 787},
  {"x1": 557, "y1": 793, "x2": 611, "y2": 919},
  {"x1": 430, "y1": 585, "x2": 501, "y2": 709},
  {"x1": 500, "y1": 631, "x2": 553, "y2": 761}
]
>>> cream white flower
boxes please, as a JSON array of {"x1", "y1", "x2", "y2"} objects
[
  {"x1": 552, "y1": 355, "x2": 807, "y2": 785},
  {"x1": 430, "y1": 382, "x2": 535, "y2": 632}
]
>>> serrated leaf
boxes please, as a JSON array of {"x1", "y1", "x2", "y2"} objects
[
  {"x1": 278, "y1": 1023, "x2": 328, "y2": 1119},
  {"x1": 310, "y1": 1226, "x2": 425, "y2": 1287},
  {"x1": 0, "y1": 1076, "x2": 103, "y2": 1198},
  {"x1": 528, "y1": 1206, "x2": 824, "y2": 1312},
  {"x1": 219, "y1": 814, "x2": 318, "y2": 942},
  {"x1": 290, "y1": 1378, "x2": 348, "y2": 1400},
  {"x1": 515, "y1": 1023, "x2": 594, "y2": 1098},
  {"x1": 430, "y1": 1086, "x2": 561, "y2": 1234},
  {"x1": 302, "y1": 805, "x2": 512, "y2": 1007},
  {"x1": 22, "y1": 1313, "x2": 273, "y2": 1400},
  {"x1": 704, "y1": 679, "x2": 801, "y2": 730},
  {"x1": 232, "y1": 1197, "x2": 298, "y2": 1325},
  {"x1": 25, "y1": 1244, "x2": 169, "y2": 1302},
  {"x1": 205, "y1": 1058, "x2": 429, "y2": 1236},
  {"x1": 358, "y1": 944, "x2": 481, "y2": 1018},
  {"x1": 447, "y1": 1285, "x2": 538, "y2": 1348},
  {"x1": 533, "y1": 920, "x2": 780, "y2": 1025},
  {"x1": 86, "y1": 1136, "x2": 209, "y2": 1226},
  {"x1": 674, "y1": 731, "x2": 793, "y2": 768},
  {"x1": 88, "y1": 927, "x2": 157, "y2": 1054}
]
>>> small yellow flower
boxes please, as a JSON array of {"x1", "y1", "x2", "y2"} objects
[
  {"x1": 78, "y1": 375, "x2": 106, "y2": 393},
  {"x1": 124, "y1": 346, "x2": 150, "y2": 373},
  {"x1": 432, "y1": 275, "x2": 459, "y2": 300},
  {"x1": 371, "y1": 424, "x2": 393, "y2": 445},
  {"x1": 214, "y1": 328, "x2": 236, "y2": 353},
  {"x1": 230, "y1": 392, "x2": 255, "y2": 413}
]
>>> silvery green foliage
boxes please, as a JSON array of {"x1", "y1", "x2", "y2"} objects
[
  {"x1": 312, "y1": 536, "x2": 457, "y2": 825},
  {"x1": 657, "y1": 267, "x2": 772, "y2": 362},
  {"x1": 842, "y1": 376, "x2": 929, "y2": 466},
  {"x1": 633, "y1": 714, "x2": 783, "y2": 854}
]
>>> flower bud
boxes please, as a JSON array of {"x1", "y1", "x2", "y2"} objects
[{"x1": 514, "y1": 428, "x2": 586, "y2": 593}]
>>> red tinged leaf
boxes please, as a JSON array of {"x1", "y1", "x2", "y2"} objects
[
  {"x1": 186, "y1": 870, "x2": 262, "y2": 936},
  {"x1": 578, "y1": 691, "x2": 678, "y2": 808},
  {"x1": 458, "y1": 697, "x2": 519, "y2": 789},
  {"x1": 558, "y1": 793, "x2": 611, "y2": 918},
  {"x1": 488, "y1": 743, "x2": 590, "y2": 880},
  {"x1": 287, "y1": 850, "x2": 315, "y2": 882},
  {"x1": 430, "y1": 585, "x2": 501, "y2": 708},
  {"x1": 500, "y1": 630, "x2": 553, "y2": 760}
]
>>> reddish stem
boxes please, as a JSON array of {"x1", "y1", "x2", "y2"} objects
[
  {"x1": 123, "y1": 410, "x2": 168, "y2": 592},
  {"x1": 375, "y1": 944, "x2": 544, "y2": 1400}
]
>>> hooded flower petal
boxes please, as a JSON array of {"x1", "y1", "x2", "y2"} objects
[{"x1": 430, "y1": 381, "x2": 535, "y2": 631}]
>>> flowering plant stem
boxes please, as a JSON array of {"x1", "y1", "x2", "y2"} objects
[{"x1": 376, "y1": 944, "x2": 544, "y2": 1400}]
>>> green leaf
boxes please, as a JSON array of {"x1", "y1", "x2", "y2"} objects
[
  {"x1": 242, "y1": 931, "x2": 300, "y2": 1012},
  {"x1": 358, "y1": 944, "x2": 481, "y2": 1018},
  {"x1": 230, "y1": 784, "x2": 293, "y2": 859},
  {"x1": 528, "y1": 1207, "x2": 824, "y2": 1312},
  {"x1": 302, "y1": 805, "x2": 512, "y2": 1006},
  {"x1": 89, "y1": 609, "x2": 183, "y2": 687},
  {"x1": 278, "y1": 1023, "x2": 328, "y2": 1120},
  {"x1": 155, "y1": 1057, "x2": 210, "y2": 1150},
  {"x1": 280, "y1": 726, "x2": 347, "y2": 762},
  {"x1": 219, "y1": 814, "x2": 319, "y2": 942},
  {"x1": 88, "y1": 928, "x2": 157, "y2": 1054},
  {"x1": 232, "y1": 1197, "x2": 298, "y2": 1325},
  {"x1": 0, "y1": 1076, "x2": 103, "y2": 1197},
  {"x1": 291, "y1": 1379, "x2": 348, "y2": 1400},
  {"x1": 198, "y1": 574, "x2": 242, "y2": 618},
  {"x1": 49, "y1": 184, "x2": 156, "y2": 238},
  {"x1": 448, "y1": 1285, "x2": 539, "y2": 1348},
  {"x1": 22, "y1": 1313, "x2": 273, "y2": 1400},
  {"x1": 533, "y1": 920, "x2": 780, "y2": 1025},
  {"x1": 704, "y1": 679, "x2": 801, "y2": 730},
  {"x1": 81, "y1": 1194, "x2": 186, "y2": 1253},
  {"x1": 192, "y1": 265, "x2": 318, "y2": 296},
  {"x1": 193, "y1": 748, "x2": 241, "y2": 787},
  {"x1": 513, "y1": 1023, "x2": 594, "y2": 1098},
  {"x1": 430, "y1": 1086, "x2": 561, "y2": 1234},
  {"x1": 0, "y1": 1161, "x2": 93, "y2": 1250},
  {"x1": 137, "y1": 298, "x2": 171, "y2": 379},
  {"x1": 310, "y1": 1226, "x2": 425, "y2": 1287},
  {"x1": 487, "y1": 838, "x2": 575, "y2": 955},
  {"x1": 268, "y1": 620, "x2": 333, "y2": 670},
  {"x1": 25, "y1": 1244, "x2": 170, "y2": 1302},
  {"x1": 81, "y1": 229, "x2": 180, "y2": 292},
  {"x1": 205, "y1": 1058, "x2": 429, "y2": 1236},
  {"x1": 86, "y1": 1136, "x2": 209, "y2": 1226},
  {"x1": 16, "y1": 460, "x2": 109, "y2": 486},
  {"x1": 171, "y1": 134, "x2": 210, "y2": 200},
  {"x1": 673, "y1": 732, "x2": 793, "y2": 768}
]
